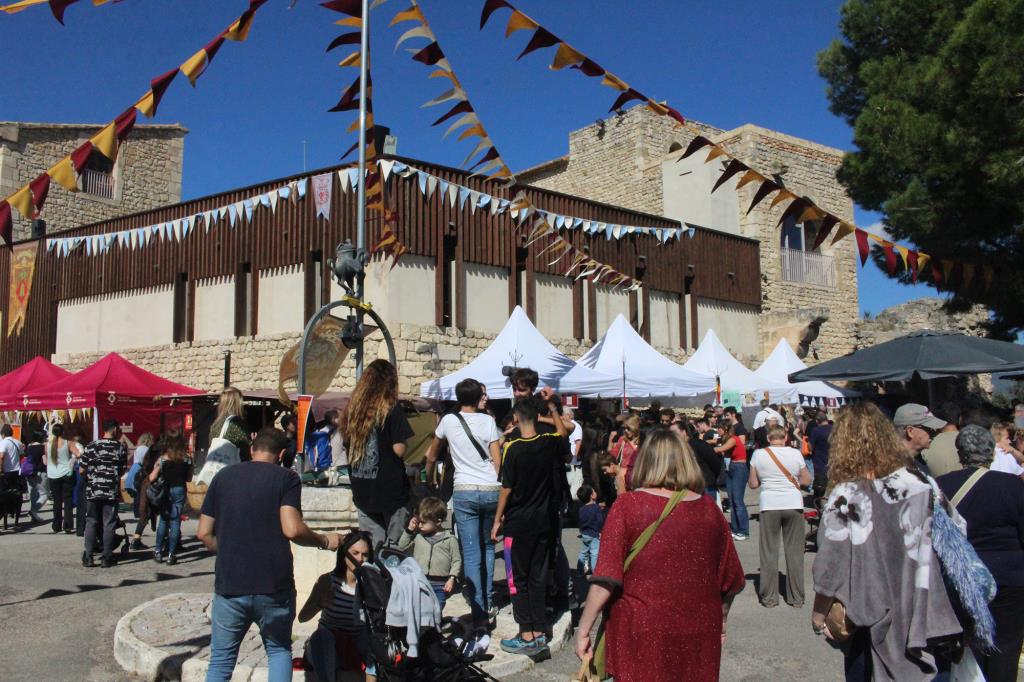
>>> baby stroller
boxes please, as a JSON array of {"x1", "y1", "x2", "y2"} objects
[
  {"x1": 90, "y1": 505, "x2": 132, "y2": 557},
  {"x1": 357, "y1": 548, "x2": 499, "y2": 682}
]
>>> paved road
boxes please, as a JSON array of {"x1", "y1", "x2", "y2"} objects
[{"x1": 0, "y1": 491, "x2": 844, "y2": 681}]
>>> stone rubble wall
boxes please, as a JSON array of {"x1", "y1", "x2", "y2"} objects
[
  {"x1": 855, "y1": 297, "x2": 990, "y2": 348},
  {"x1": 0, "y1": 123, "x2": 186, "y2": 241},
  {"x1": 53, "y1": 322, "x2": 702, "y2": 398}
]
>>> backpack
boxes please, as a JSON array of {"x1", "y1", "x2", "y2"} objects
[
  {"x1": 146, "y1": 472, "x2": 168, "y2": 511},
  {"x1": 306, "y1": 429, "x2": 333, "y2": 471}
]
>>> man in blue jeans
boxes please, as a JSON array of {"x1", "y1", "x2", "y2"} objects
[
  {"x1": 198, "y1": 428, "x2": 340, "y2": 682},
  {"x1": 426, "y1": 378, "x2": 503, "y2": 631}
]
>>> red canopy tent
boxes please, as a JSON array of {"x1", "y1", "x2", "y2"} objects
[
  {"x1": 20, "y1": 353, "x2": 204, "y2": 439},
  {"x1": 0, "y1": 356, "x2": 72, "y2": 411}
]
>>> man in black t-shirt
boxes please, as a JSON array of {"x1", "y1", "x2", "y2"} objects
[
  {"x1": 492, "y1": 400, "x2": 563, "y2": 657},
  {"x1": 198, "y1": 428, "x2": 340, "y2": 681}
]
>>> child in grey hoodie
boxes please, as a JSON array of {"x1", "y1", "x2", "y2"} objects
[{"x1": 399, "y1": 496, "x2": 462, "y2": 612}]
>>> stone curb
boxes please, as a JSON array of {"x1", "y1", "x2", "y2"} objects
[{"x1": 115, "y1": 593, "x2": 573, "y2": 681}]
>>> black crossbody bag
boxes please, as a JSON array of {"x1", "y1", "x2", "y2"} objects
[{"x1": 454, "y1": 413, "x2": 490, "y2": 462}]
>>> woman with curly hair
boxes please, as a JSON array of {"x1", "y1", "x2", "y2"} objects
[
  {"x1": 342, "y1": 359, "x2": 413, "y2": 548},
  {"x1": 810, "y1": 402, "x2": 962, "y2": 681}
]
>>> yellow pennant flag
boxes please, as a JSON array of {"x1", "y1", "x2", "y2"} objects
[
  {"x1": 894, "y1": 245, "x2": 909, "y2": 269},
  {"x1": 769, "y1": 190, "x2": 796, "y2": 208},
  {"x1": 429, "y1": 68, "x2": 456, "y2": 83},
  {"x1": 962, "y1": 263, "x2": 975, "y2": 288},
  {"x1": 180, "y1": 48, "x2": 208, "y2": 86},
  {"x1": 0, "y1": 0, "x2": 46, "y2": 14},
  {"x1": 335, "y1": 16, "x2": 362, "y2": 27},
  {"x1": 135, "y1": 90, "x2": 158, "y2": 117},
  {"x1": 389, "y1": 5, "x2": 424, "y2": 26},
  {"x1": 457, "y1": 124, "x2": 486, "y2": 141},
  {"x1": 550, "y1": 42, "x2": 584, "y2": 70},
  {"x1": 831, "y1": 221, "x2": 856, "y2": 244},
  {"x1": 8, "y1": 185, "x2": 33, "y2": 219},
  {"x1": 705, "y1": 146, "x2": 728, "y2": 163},
  {"x1": 646, "y1": 100, "x2": 669, "y2": 116},
  {"x1": 797, "y1": 205, "x2": 827, "y2": 223},
  {"x1": 735, "y1": 170, "x2": 762, "y2": 190},
  {"x1": 48, "y1": 157, "x2": 78, "y2": 192},
  {"x1": 917, "y1": 252, "x2": 931, "y2": 272},
  {"x1": 224, "y1": 13, "x2": 256, "y2": 42},
  {"x1": 339, "y1": 51, "x2": 361, "y2": 67},
  {"x1": 505, "y1": 10, "x2": 538, "y2": 38},
  {"x1": 600, "y1": 73, "x2": 629, "y2": 92},
  {"x1": 90, "y1": 122, "x2": 118, "y2": 160}
]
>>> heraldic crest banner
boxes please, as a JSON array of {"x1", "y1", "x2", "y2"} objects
[{"x1": 8, "y1": 241, "x2": 38, "y2": 336}]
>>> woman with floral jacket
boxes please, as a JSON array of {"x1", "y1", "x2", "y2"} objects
[{"x1": 811, "y1": 402, "x2": 963, "y2": 681}]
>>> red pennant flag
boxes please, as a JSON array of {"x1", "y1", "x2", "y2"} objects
[
  {"x1": 326, "y1": 31, "x2": 361, "y2": 52},
  {"x1": 776, "y1": 198, "x2": 810, "y2": 226},
  {"x1": 48, "y1": 0, "x2": 80, "y2": 25},
  {"x1": 340, "y1": 140, "x2": 358, "y2": 160},
  {"x1": 70, "y1": 141, "x2": 93, "y2": 173},
  {"x1": 711, "y1": 159, "x2": 747, "y2": 194},
  {"x1": 666, "y1": 106, "x2": 686, "y2": 126},
  {"x1": 883, "y1": 244, "x2": 897, "y2": 274},
  {"x1": 329, "y1": 76, "x2": 361, "y2": 112},
  {"x1": 204, "y1": 35, "x2": 226, "y2": 63},
  {"x1": 517, "y1": 27, "x2": 560, "y2": 60},
  {"x1": 0, "y1": 201, "x2": 12, "y2": 246},
  {"x1": 678, "y1": 135, "x2": 712, "y2": 160},
  {"x1": 931, "y1": 264, "x2": 943, "y2": 286},
  {"x1": 29, "y1": 173, "x2": 50, "y2": 211},
  {"x1": 412, "y1": 42, "x2": 444, "y2": 66},
  {"x1": 812, "y1": 215, "x2": 840, "y2": 250},
  {"x1": 432, "y1": 100, "x2": 473, "y2": 126},
  {"x1": 746, "y1": 179, "x2": 780, "y2": 214},
  {"x1": 907, "y1": 251, "x2": 919, "y2": 283},
  {"x1": 480, "y1": 0, "x2": 513, "y2": 28},
  {"x1": 854, "y1": 229, "x2": 870, "y2": 265},
  {"x1": 468, "y1": 147, "x2": 501, "y2": 171},
  {"x1": 572, "y1": 58, "x2": 605, "y2": 77},
  {"x1": 609, "y1": 87, "x2": 645, "y2": 113},
  {"x1": 148, "y1": 68, "x2": 179, "y2": 117},
  {"x1": 114, "y1": 108, "x2": 137, "y2": 141},
  {"x1": 320, "y1": 0, "x2": 361, "y2": 17}
]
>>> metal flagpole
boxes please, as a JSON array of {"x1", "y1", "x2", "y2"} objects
[{"x1": 354, "y1": 0, "x2": 370, "y2": 380}]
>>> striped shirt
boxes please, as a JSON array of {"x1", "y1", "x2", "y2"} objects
[{"x1": 319, "y1": 575, "x2": 363, "y2": 634}]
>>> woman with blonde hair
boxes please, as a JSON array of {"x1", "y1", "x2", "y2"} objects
[
  {"x1": 209, "y1": 386, "x2": 250, "y2": 462},
  {"x1": 575, "y1": 427, "x2": 744, "y2": 682},
  {"x1": 342, "y1": 359, "x2": 413, "y2": 548},
  {"x1": 811, "y1": 402, "x2": 963, "y2": 681},
  {"x1": 610, "y1": 413, "x2": 641, "y2": 493}
]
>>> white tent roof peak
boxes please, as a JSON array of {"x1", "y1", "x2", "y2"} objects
[
  {"x1": 755, "y1": 337, "x2": 860, "y2": 402},
  {"x1": 420, "y1": 306, "x2": 625, "y2": 399},
  {"x1": 576, "y1": 314, "x2": 716, "y2": 397},
  {"x1": 681, "y1": 329, "x2": 789, "y2": 396}
]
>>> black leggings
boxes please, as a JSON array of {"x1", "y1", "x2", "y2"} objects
[
  {"x1": 48, "y1": 475, "x2": 74, "y2": 532},
  {"x1": 979, "y1": 585, "x2": 1024, "y2": 682},
  {"x1": 509, "y1": 532, "x2": 551, "y2": 634}
]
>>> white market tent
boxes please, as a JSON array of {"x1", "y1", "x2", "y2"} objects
[
  {"x1": 576, "y1": 314, "x2": 716, "y2": 397},
  {"x1": 755, "y1": 338, "x2": 860, "y2": 405},
  {"x1": 420, "y1": 306, "x2": 625, "y2": 399},
  {"x1": 681, "y1": 329, "x2": 790, "y2": 400}
]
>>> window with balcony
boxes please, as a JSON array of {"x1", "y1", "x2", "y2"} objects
[
  {"x1": 80, "y1": 150, "x2": 115, "y2": 199},
  {"x1": 780, "y1": 216, "x2": 835, "y2": 287}
]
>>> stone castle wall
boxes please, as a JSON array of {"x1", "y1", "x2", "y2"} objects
[
  {"x1": 53, "y1": 322, "x2": 699, "y2": 398},
  {"x1": 0, "y1": 122, "x2": 186, "y2": 241},
  {"x1": 521, "y1": 108, "x2": 860, "y2": 363}
]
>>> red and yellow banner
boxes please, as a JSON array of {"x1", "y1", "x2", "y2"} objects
[
  {"x1": 0, "y1": 0, "x2": 268, "y2": 246},
  {"x1": 7, "y1": 241, "x2": 38, "y2": 336}
]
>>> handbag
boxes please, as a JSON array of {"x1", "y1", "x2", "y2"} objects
[
  {"x1": 573, "y1": 653, "x2": 598, "y2": 682},
  {"x1": 146, "y1": 470, "x2": 168, "y2": 511},
  {"x1": 824, "y1": 600, "x2": 855, "y2": 642},
  {"x1": 590, "y1": 489, "x2": 687, "y2": 679},
  {"x1": 196, "y1": 417, "x2": 240, "y2": 485}
]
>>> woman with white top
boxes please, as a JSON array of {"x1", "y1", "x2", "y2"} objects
[
  {"x1": 425, "y1": 378, "x2": 502, "y2": 630},
  {"x1": 991, "y1": 422, "x2": 1024, "y2": 477},
  {"x1": 749, "y1": 425, "x2": 811, "y2": 608},
  {"x1": 46, "y1": 423, "x2": 80, "y2": 534}
]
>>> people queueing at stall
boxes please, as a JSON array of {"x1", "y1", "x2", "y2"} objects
[{"x1": 2, "y1": 361, "x2": 1023, "y2": 682}]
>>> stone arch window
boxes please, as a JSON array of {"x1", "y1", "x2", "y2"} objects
[{"x1": 668, "y1": 141, "x2": 683, "y2": 154}]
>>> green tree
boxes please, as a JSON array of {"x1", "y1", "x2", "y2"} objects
[{"x1": 818, "y1": 0, "x2": 1024, "y2": 335}]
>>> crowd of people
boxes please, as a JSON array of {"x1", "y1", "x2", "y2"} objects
[{"x1": 2, "y1": 361, "x2": 1024, "y2": 681}]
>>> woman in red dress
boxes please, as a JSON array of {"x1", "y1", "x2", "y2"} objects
[
  {"x1": 575, "y1": 428, "x2": 745, "y2": 682},
  {"x1": 610, "y1": 414, "x2": 641, "y2": 493}
]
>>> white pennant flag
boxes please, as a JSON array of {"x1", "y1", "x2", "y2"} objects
[
  {"x1": 312, "y1": 172, "x2": 333, "y2": 221},
  {"x1": 447, "y1": 183, "x2": 458, "y2": 208},
  {"x1": 268, "y1": 192, "x2": 279, "y2": 212},
  {"x1": 338, "y1": 169, "x2": 351, "y2": 194},
  {"x1": 468, "y1": 191, "x2": 481, "y2": 214},
  {"x1": 379, "y1": 159, "x2": 395, "y2": 182},
  {"x1": 425, "y1": 175, "x2": 438, "y2": 200}
]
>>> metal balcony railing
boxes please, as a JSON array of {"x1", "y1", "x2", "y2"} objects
[
  {"x1": 81, "y1": 168, "x2": 114, "y2": 199},
  {"x1": 780, "y1": 247, "x2": 835, "y2": 287}
]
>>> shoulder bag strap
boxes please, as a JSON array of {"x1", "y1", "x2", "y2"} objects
[
  {"x1": 764, "y1": 447, "x2": 801, "y2": 490},
  {"x1": 623, "y1": 489, "x2": 687, "y2": 572},
  {"x1": 950, "y1": 468, "x2": 987, "y2": 508},
  {"x1": 218, "y1": 416, "x2": 234, "y2": 439},
  {"x1": 454, "y1": 413, "x2": 490, "y2": 462}
]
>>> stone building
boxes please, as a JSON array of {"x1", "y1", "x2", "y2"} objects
[
  {"x1": 0, "y1": 121, "x2": 187, "y2": 241},
  {"x1": 519, "y1": 107, "x2": 859, "y2": 362}
]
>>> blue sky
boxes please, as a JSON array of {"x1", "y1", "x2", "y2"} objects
[{"x1": 0, "y1": 0, "x2": 932, "y2": 315}]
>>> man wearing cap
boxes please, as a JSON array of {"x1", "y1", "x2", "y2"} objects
[{"x1": 893, "y1": 403, "x2": 947, "y2": 477}]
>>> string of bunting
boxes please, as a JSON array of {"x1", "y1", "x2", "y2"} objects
[
  {"x1": 385, "y1": 159, "x2": 697, "y2": 243},
  {"x1": 390, "y1": 0, "x2": 640, "y2": 290},
  {"x1": 45, "y1": 177, "x2": 308, "y2": 258},
  {"x1": 0, "y1": 0, "x2": 119, "y2": 23},
  {"x1": 478, "y1": 0, "x2": 997, "y2": 295},
  {"x1": 0, "y1": 0, "x2": 268, "y2": 247}
]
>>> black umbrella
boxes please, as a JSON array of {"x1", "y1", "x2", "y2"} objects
[{"x1": 788, "y1": 330, "x2": 1024, "y2": 382}]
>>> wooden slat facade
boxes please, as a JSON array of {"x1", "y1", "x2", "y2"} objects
[{"x1": 0, "y1": 155, "x2": 760, "y2": 372}]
